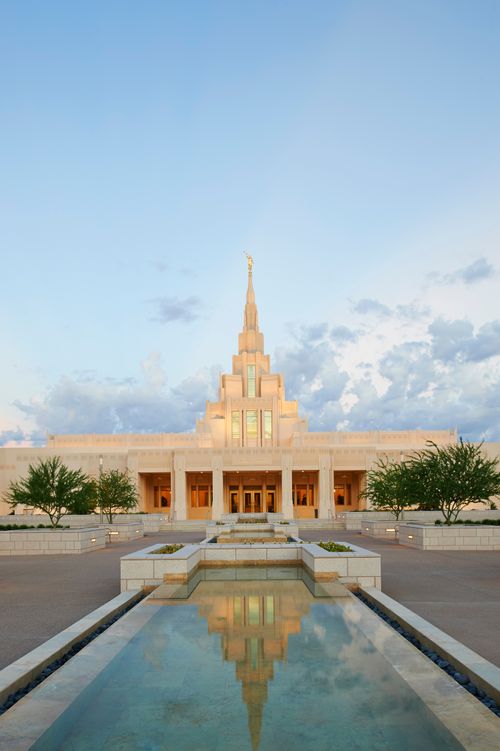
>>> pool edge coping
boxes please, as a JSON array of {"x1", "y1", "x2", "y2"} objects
[{"x1": 360, "y1": 585, "x2": 500, "y2": 706}]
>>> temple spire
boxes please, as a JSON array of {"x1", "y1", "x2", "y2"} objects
[
  {"x1": 243, "y1": 253, "x2": 258, "y2": 331},
  {"x1": 238, "y1": 254, "x2": 264, "y2": 353}
]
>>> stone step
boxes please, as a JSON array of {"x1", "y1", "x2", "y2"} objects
[
  {"x1": 158, "y1": 519, "x2": 346, "y2": 532},
  {"x1": 159, "y1": 521, "x2": 207, "y2": 532},
  {"x1": 297, "y1": 520, "x2": 345, "y2": 530}
]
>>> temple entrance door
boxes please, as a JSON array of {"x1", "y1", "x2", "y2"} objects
[
  {"x1": 266, "y1": 490, "x2": 275, "y2": 513},
  {"x1": 230, "y1": 490, "x2": 239, "y2": 514},
  {"x1": 244, "y1": 489, "x2": 262, "y2": 513}
]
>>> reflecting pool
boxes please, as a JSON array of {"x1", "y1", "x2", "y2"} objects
[{"x1": 25, "y1": 574, "x2": 468, "y2": 751}]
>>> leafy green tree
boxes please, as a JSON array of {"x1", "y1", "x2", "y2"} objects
[
  {"x1": 408, "y1": 440, "x2": 500, "y2": 525},
  {"x1": 96, "y1": 469, "x2": 139, "y2": 523},
  {"x1": 361, "y1": 457, "x2": 415, "y2": 519},
  {"x1": 5, "y1": 457, "x2": 96, "y2": 527}
]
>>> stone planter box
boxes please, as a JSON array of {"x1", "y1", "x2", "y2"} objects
[
  {"x1": 338, "y1": 509, "x2": 500, "y2": 531},
  {"x1": 0, "y1": 513, "x2": 162, "y2": 533},
  {"x1": 0, "y1": 527, "x2": 106, "y2": 555},
  {"x1": 300, "y1": 542, "x2": 381, "y2": 588},
  {"x1": 120, "y1": 540, "x2": 381, "y2": 592},
  {"x1": 399, "y1": 523, "x2": 500, "y2": 550}
]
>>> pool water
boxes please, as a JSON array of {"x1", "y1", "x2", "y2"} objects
[{"x1": 30, "y1": 578, "x2": 463, "y2": 751}]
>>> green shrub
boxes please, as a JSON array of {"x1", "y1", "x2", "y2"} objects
[
  {"x1": 0, "y1": 523, "x2": 68, "y2": 531},
  {"x1": 151, "y1": 544, "x2": 184, "y2": 555},
  {"x1": 318, "y1": 541, "x2": 352, "y2": 553}
]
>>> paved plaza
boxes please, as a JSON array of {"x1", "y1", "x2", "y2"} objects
[{"x1": 0, "y1": 529, "x2": 499, "y2": 671}]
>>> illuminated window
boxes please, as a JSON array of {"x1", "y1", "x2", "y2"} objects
[
  {"x1": 293, "y1": 483, "x2": 314, "y2": 506},
  {"x1": 153, "y1": 486, "x2": 171, "y2": 508},
  {"x1": 263, "y1": 410, "x2": 272, "y2": 439},
  {"x1": 246, "y1": 410, "x2": 258, "y2": 438},
  {"x1": 191, "y1": 484, "x2": 212, "y2": 508},
  {"x1": 334, "y1": 483, "x2": 351, "y2": 506},
  {"x1": 231, "y1": 410, "x2": 240, "y2": 439},
  {"x1": 247, "y1": 364, "x2": 256, "y2": 397}
]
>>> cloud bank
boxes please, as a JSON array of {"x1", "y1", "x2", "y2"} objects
[{"x1": 3, "y1": 258, "x2": 500, "y2": 445}]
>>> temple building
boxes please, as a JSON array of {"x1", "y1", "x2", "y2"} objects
[{"x1": 0, "y1": 259, "x2": 458, "y2": 519}]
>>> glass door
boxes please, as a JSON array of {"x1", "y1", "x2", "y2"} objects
[{"x1": 243, "y1": 489, "x2": 262, "y2": 513}]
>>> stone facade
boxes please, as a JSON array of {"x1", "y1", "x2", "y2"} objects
[{"x1": 1, "y1": 262, "x2": 494, "y2": 521}]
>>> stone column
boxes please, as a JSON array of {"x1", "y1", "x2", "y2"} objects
[
  {"x1": 173, "y1": 453, "x2": 187, "y2": 521},
  {"x1": 331, "y1": 464, "x2": 336, "y2": 518},
  {"x1": 318, "y1": 453, "x2": 331, "y2": 520},
  {"x1": 211, "y1": 454, "x2": 224, "y2": 520},
  {"x1": 281, "y1": 452, "x2": 293, "y2": 520}
]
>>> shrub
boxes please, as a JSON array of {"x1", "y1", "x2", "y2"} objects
[{"x1": 318, "y1": 541, "x2": 352, "y2": 553}]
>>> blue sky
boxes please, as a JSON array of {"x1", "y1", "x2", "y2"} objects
[{"x1": 1, "y1": 0, "x2": 500, "y2": 444}]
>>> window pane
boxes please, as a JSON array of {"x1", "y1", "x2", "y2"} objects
[
  {"x1": 246, "y1": 410, "x2": 257, "y2": 438},
  {"x1": 247, "y1": 364, "x2": 256, "y2": 398},
  {"x1": 231, "y1": 410, "x2": 240, "y2": 438},
  {"x1": 198, "y1": 486, "x2": 210, "y2": 507},
  {"x1": 264, "y1": 410, "x2": 272, "y2": 439}
]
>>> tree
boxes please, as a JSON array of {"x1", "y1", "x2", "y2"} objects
[
  {"x1": 5, "y1": 457, "x2": 96, "y2": 527},
  {"x1": 407, "y1": 440, "x2": 500, "y2": 525},
  {"x1": 96, "y1": 469, "x2": 139, "y2": 523},
  {"x1": 361, "y1": 457, "x2": 415, "y2": 520}
]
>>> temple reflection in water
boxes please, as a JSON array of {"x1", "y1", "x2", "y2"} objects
[{"x1": 193, "y1": 580, "x2": 312, "y2": 751}]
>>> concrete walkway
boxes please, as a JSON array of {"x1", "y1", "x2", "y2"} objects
[{"x1": 0, "y1": 529, "x2": 499, "y2": 670}]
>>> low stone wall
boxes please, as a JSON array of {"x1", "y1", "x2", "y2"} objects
[
  {"x1": 104, "y1": 522, "x2": 144, "y2": 542},
  {"x1": 0, "y1": 527, "x2": 106, "y2": 555},
  {"x1": 339, "y1": 509, "x2": 500, "y2": 531},
  {"x1": 399, "y1": 524, "x2": 500, "y2": 550},
  {"x1": 0, "y1": 513, "x2": 163, "y2": 532},
  {"x1": 120, "y1": 540, "x2": 381, "y2": 592},
  {"x1": 361, "y1": 519, "x2": 400, "y2": 539}
]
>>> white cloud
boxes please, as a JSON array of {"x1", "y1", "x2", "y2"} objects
[{"x1": 9, "y1": 355, "x2": 218, "y2": 439}]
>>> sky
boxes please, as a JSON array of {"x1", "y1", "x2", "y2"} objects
[{"x1": 1, "y1": 0, "x2": 500, "y2": 445}]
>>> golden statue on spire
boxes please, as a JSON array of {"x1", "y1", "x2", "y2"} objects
[{"x1": 244, "y1": 251, "x2": 254, "y2": 272}]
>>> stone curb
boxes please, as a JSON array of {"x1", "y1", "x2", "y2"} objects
[{"x1": 360, "y1": 586, "x2": 500, "y2": 706}]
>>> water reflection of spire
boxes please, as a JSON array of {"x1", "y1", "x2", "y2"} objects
[{"x1": 193, "y1": 581, "x2": 311, "y2": 751}]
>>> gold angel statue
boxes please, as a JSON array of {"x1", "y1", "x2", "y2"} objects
[{"x1": 244, "y1": 252, "x2": 254, "y2": 272}]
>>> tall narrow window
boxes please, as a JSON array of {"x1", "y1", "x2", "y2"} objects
[
  {"x1": 231, "y1": 410, "x2": 240, "y2": 439},
  {"x1": 247, "y1": 364, "x2": 256, "y2": 397},
  {"x1": 263, "y1": 410, "x2": 272, "y2": 439},
  {"x1": 246, "y1": 410, "x2": 258, "y2": 438}
]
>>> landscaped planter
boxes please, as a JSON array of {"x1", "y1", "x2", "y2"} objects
[
  {"x1": 0, "y1": 527, "x2": 107, "y2": 555},
  {"x1": 120, "y1": 539, "x2": 381, "y2": 592},
  {"x1": 399, "y1": 523, "x2": 500, "y2": 550}
]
